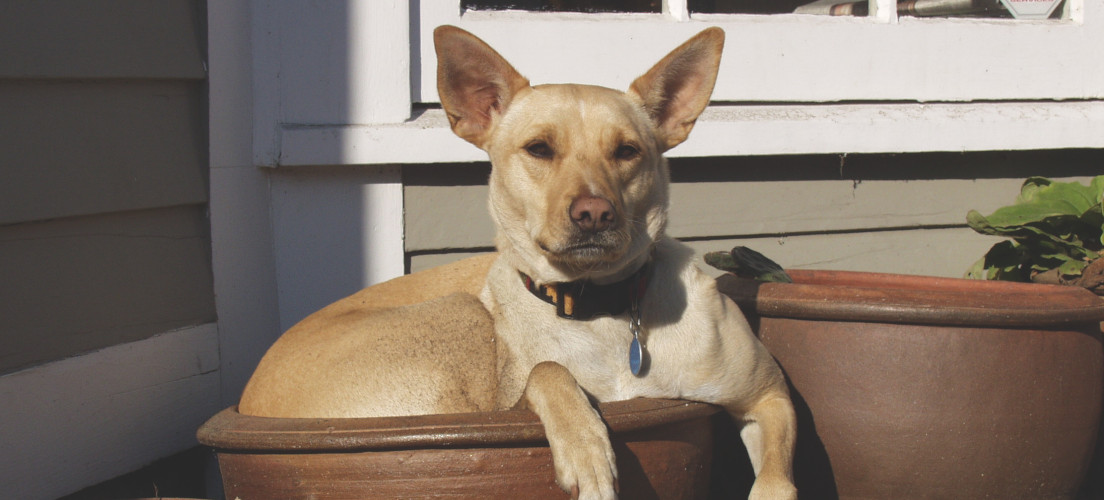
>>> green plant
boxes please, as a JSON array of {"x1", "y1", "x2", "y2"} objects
[
  {"x1": 966, "y1": 175, "x2": 1104, "y2": 293},
  {"x1": 704, "y1": 246, "x2": 792, "y2": 283}
]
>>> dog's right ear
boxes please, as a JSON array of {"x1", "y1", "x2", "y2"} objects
[{"x1": 435, "y1": 26, "x2": 530, "y2": 149}]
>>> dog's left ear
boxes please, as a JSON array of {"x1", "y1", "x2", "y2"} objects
[{"x1": 628, "y1": 27, "x2": 724, "y2": 152}]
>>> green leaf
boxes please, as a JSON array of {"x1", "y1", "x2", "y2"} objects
[
  {"x1": 1092, "y1": 175, "x2": 1104, "y2": 246},
  {"x1": 704, "y1": 251, "x2": 736, "y2": 272},
  {"x1": 1015, "y1": 177, "x2": 1052, "y2": 204},
  {"x1": 1056, "y1": 257, "x2": 1090, "y2": 277},
  {"x1": 964, "y1": 256, "x2": 988, "y2": 280},
  {"x1": 967, "y1": 175, "x2": 1104, "y2": 282},
  {"x1": 981, "y1": 198, "x2": 1087, "y2": 229},
  {"x1": 966, "y1": 240, "x2": 1031, "y2": 281},
  {"x1": 1089, "y1": 174, "x2": 1104, "y2": 201},
  {"x1": 975, "y1": 178, "x2": 1102, "y2": 233},
  {"x1": 705, "y1": 247, "x2": 792, "y2": 282}
]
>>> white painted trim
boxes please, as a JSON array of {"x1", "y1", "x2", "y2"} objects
[
  {"x1": 419, "y1": 1, "x2": 1103, "y2": 104},
  {"x1": 871, "y1": 0, "x2": 897, "y2": 23},
  {"x1": 276, "y1": 100, "x2": 1104, "y2": 166},
  {"x1": 270, "y1": 165, "x2": 405, "y2": 331},
  {"x1": 684, "y1": 100, "x2": 1104, "y2": 155},
  {"x1": 259, "y1": 0, "x2": 1103, "y2": 165},
  {"x1": 251, "y1": 0, "x2": 280, "y2": 167},
  {"x1": 348, "y1": 1, "x2": 411, "y2": 124},
  {"x1": 664, "y1": 0, "x2": 690, "y2": 21},
  {"x1": 279, "y1": 113, "x2": 483, "y2": 165},
  {"x1": 251, "y1": 2, "x2": 415, "y2": 166},
  {"x1": 0, "y1": 324, "x2": 221, "y2": 500},
  {"x1": 209, "y1": 0, "x2": 253, "y2": 170},
  {"x1": 210, "y1": 0, "x2": 282, "y2": 408}
]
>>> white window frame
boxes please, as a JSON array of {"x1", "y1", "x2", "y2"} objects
[
  {"x1": 417, "y1": 0, "x2": 1095, "y2": 103},
  {"x1": 259, "y1": 0, "x2": 1104, "y2": 167}
]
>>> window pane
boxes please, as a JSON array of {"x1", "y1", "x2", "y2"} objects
[
  {"x1": 897, "y1": 0, "x2": 1011, "y2": 17},
  {"x1": 462, "y1": 0, "x2": 660, "y2": 12},
  {"x1": 689, "y1": 0, "x2": 811, "y2": 14},
  {"x1": 788, "y1": 0, "x2": 869, "y2": 15},
  {"x1": 692, "y1": 0, "x2": 1064, "y2": 17}
]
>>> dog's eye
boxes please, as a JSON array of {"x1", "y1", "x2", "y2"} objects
[
  {"x1": 614, "y1": 144, "x2": 640, "y2": 160},
  {"x1": 525, "y1": 141, "x2": 554, "y2": 159}
]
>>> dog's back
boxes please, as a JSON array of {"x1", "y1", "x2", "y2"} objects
[{"x1": 238, "y1": 253, "x2": 497, "y2": 418}]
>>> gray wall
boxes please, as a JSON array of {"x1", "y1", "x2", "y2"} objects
[
  {"x1": 404, "y1": 150, "x2": 1102, "y2": 278},
  {"x1": 0, "y1": 0, "x2": 213, "y2": 374}
]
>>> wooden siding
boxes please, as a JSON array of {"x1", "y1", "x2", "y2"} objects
[
  {"x1": 404, "y1": 150, "x2": 1103, "y2": 277},
  {"x1": 0, "y1": 81, "x2": 208, "y2": 225},
  {"x1": 407, "y1": 228, "x2": 997, "y2": 278},
  {"x1": 0, "y1": 207, "x2": 214, "y2": 371},
  {"x1": 0, "y1": 0, "x2": 206, "y2": 80},
  {"x1": 0, "y1": 0, "x2": 212, "y2": 375}
]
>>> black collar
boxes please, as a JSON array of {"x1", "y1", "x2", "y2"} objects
[{"x1": 519, "y1": 264, "x2": 650, "y2": 320}]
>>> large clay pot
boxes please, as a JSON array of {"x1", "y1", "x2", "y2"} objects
[
  {"x1": 197, "y1": 398, "x2": 719, "y2": 499},
  {"x1": 718, "y1": 270, "x2": 1104, "y2": 499}
]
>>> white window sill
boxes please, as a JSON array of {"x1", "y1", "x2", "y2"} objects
[{"x1": 275, "y1": 100, "x2": 1104, "y2": 167}]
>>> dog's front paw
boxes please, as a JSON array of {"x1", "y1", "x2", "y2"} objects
[
  {"x1": 748, "y1": 476, "x2": 798, "y2": 500},
  {"x1": 546, "y1": 406, "x2": 618, "y2": 500}
]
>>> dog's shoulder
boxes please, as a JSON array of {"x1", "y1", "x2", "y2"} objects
[
  {"x1": 651, "y1": 238, "x2": 720, "y2": 297},
  {"x1": 645, "y1": 238, "x2": 732, "y2": 323}
]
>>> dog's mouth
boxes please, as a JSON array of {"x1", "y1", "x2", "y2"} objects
[
  {"x1": 562, "y1": 242, "x2": 615, "y2": 259},
  {"x1": 537, "y1": 233, "x2": 627, "y2": 267}
]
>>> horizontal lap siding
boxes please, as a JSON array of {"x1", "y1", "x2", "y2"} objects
[
  {"x1": 0, "y1": 0, "x2": 206, "y2": 80},
  {"x1": 408, "y1": 228, "x2": 996, "y2": 277},
  {"x1": 0, "y1": 81, "x2": 207, "y2": 225},
  {"x1": 0, "y1": 207, "x2": 214, "y2": 372},
  {"x1": 0, "y1": 0, "x2": 212, "y2": 374},
  {"x1": 403, "y1": 151, "x2": 1103, "y2": 276}
]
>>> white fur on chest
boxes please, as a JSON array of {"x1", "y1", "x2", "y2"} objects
[
  {"x1": 483, "y1": 239, "x2": 770, "y2": 408},
  {"x1": 486, "y1": 272, "x2": 689, "y2": 402},
  {"x1": 496, "y1": 295, "x2": 651, "y2": 400}
]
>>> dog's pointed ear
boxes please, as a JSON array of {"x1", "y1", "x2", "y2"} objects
[
  {"x1": 628, "y1": 27, "x2": 724, "y2": 152},
  {"x1": 435, "y1": 25, "x2": 530, "y2": 149}
]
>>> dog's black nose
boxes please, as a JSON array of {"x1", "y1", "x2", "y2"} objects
[{"x1": 570, "y1": 196, "x2": 616, "y2": 232}]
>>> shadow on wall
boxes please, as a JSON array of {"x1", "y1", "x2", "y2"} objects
[
  {"x1": 265, "y1": 2, "x2": 414, "y2": 332},
  {"x1": 270, "y1": 165, "x2": 403, "y2": 332}
]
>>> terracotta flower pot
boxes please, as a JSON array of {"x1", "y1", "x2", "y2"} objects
[
  {"x1": 717, "y1": 270, "x2": 1104, "y2": 499},
  {"x1": 197, "y1": 398, "x2": 719, "y2": 499}
]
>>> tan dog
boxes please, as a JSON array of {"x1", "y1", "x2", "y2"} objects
[{"x1": 240, "y1": 26, "x2": 797, "y2": 500}]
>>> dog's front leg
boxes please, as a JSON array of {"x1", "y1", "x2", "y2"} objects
[
  {"x1": 516, "y1": 361, "x2": 618, "y2": 500},
  {"x1": 734, "y1": 391, "x2": 799, "y2": 500}
]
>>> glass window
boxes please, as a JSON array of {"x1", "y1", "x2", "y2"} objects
[
  {"x1": 781, "y1": 0, "x2": 1064, "y2": 18},
  {"x1": 463, "y1": 1, "x2": 660, "y2": 12},
  {"x1": 691, "y1": 0, "x2": 822, "y2": 14},
  {"x1": 465, "y1": 0, "x2": 1066, "y2": 17}
]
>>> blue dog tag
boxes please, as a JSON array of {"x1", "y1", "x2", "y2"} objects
[{"x1": 629, "y1": 336, "x2": 642, "y2": 375}]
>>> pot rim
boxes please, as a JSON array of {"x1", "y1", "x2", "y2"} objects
[
  {"x1": 197, "y1": 398, "x2": 719, "y2": 453},
  {"x1": 718, "y1": 269, "x2": 1104, "y2": 328}
]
